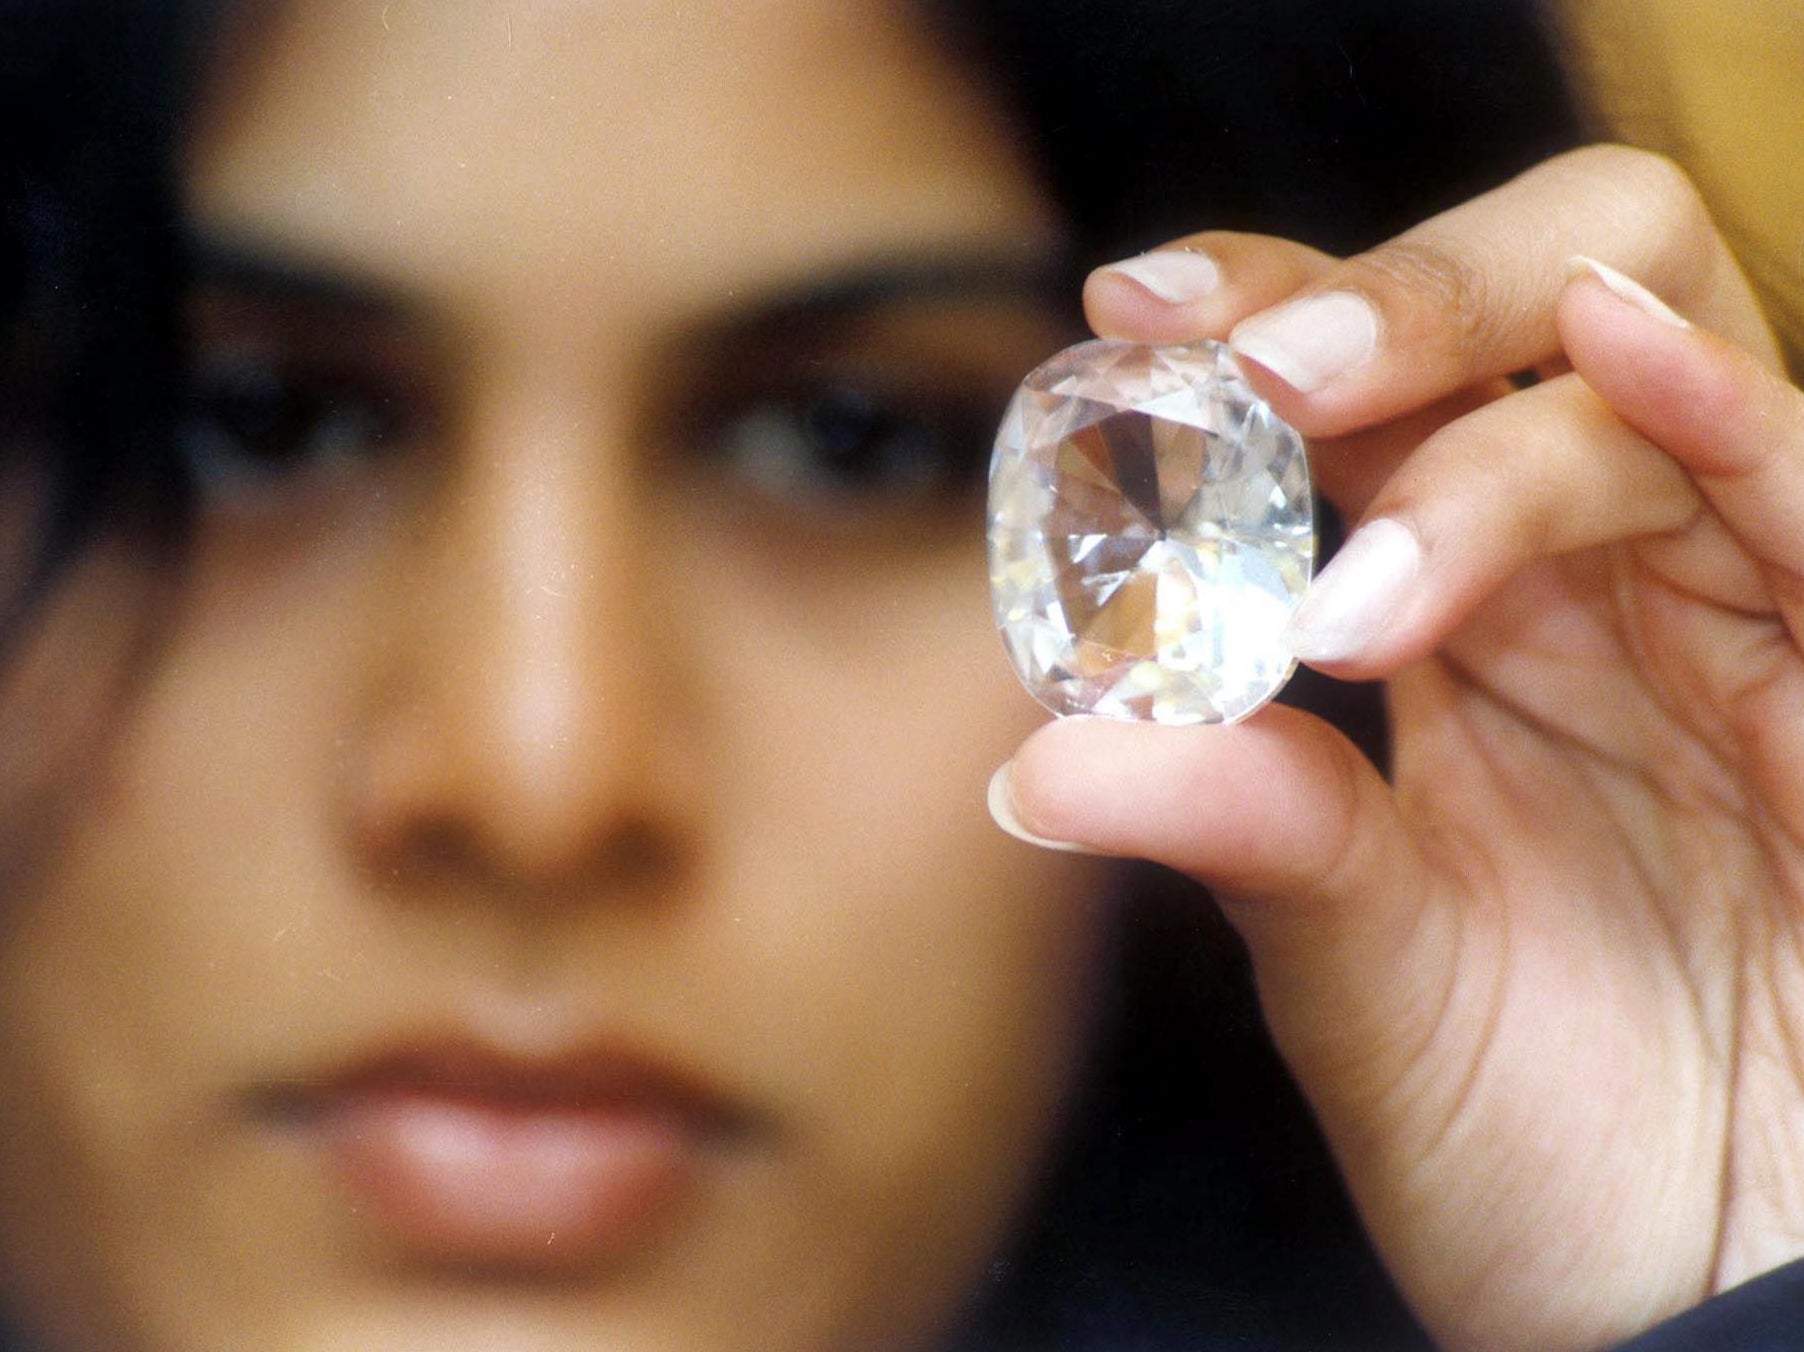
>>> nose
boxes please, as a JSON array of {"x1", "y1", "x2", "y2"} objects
[{"x1": 342, "y1": 378, "x2": 701, "y2": 895}]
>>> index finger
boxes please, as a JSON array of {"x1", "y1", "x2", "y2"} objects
[{"x1": 1223, "y1": 144, "x2": 1779, "y2": 438}]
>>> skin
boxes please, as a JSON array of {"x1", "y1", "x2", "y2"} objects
[
  {"x1": 0, "y1": 2, "x2": 1109, "y2": 1348},
  {"x1": 1004, "y1": 7, "x2": 1804, "y2": 1349}
]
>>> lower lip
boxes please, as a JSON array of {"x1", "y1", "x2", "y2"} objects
[{"x1": 319, "y1": 1090, "x2": 697, "y2": 1270}]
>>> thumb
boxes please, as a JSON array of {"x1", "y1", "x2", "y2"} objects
[{"x1": 997, "y1": 704, "x2": 1458, "y2": 1096}]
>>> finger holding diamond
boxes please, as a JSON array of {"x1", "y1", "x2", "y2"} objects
[
  {"x1": 1288, "y1": 255, "x2": 1804, "y2": 678},
  {"x1": 1084, "y1": 231, "x2": 1338, "y2": 347},
  {"x1": 1304, "y1": 382, "x2": 1508, "y2": 525},
  {"x1": 1285, "y1": 370, "x2": 1700, "y2": 676},
  {"x1": 998, "y1": 706, "x2": 1458, "y2": 1100},
  {"x1": 1224, "y1": 144, "x2": 1780, "y2": 440}
]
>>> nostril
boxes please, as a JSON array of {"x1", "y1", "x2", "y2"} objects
[
  {"x1": 338, "y1": 603, "x2": 704, "y2": 900},
  {"x1": 387, "y1": 816, "x2": 482, "y2": 883},
  {"x1": 359, "y1": 809, "x2": 690, "y2": 904},
  {"x1": 606, "y1": 820, "x2": 684, "y2": 892}
]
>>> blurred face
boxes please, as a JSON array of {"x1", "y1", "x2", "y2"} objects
[{"x1": 0, "y1": 2, "x2": 1107, "y2": 1349}]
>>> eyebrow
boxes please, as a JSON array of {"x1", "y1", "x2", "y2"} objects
[
  {"x1": 184, "y1": 230, "x2": 1079, "y2": 336},
  {"x1": 185, "y1": 232, "x2": 417, "y2": 323},
  {"x1": 689, "y1": 250, "x2": 1084, "y2": 367},
  {"x1": 739, "y1": 252, "x2": 1077, "y2": 323}
]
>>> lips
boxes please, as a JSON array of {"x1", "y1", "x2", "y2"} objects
[{"x1": 257, "y1": 1038, "x2": 753, "y2": 1272}]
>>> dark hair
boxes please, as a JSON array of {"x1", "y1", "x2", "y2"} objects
[
  {"x1": 0, "y1": 0, "x2": 199, "y2": 649},
  {"x1": 941, "y1": 0, "x2": 1577, "y2": 259}
]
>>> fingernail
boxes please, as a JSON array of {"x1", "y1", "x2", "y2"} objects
[
  {"x1": 1230, "y1": 291, "x2": 1380, "y2": 393},
  {"x1": 1569, "y1": 255, "x2": 1690, "y2": 329},
  {"x1": 1098, "y1": 249, "x2": 1222, "y2": 305},
  {"x1": 1285, "y1": 518, "x2": 1421, "y2": 663},
  {"x1": 987, "y1": 762, "x2": 1091, "y2": 854}
]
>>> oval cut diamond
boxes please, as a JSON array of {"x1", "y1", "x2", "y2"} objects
[{"x1": 988, "y1": 338, "x2": 1314, "y2": 725}]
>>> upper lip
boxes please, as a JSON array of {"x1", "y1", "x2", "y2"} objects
[{"x1": 248, "y1": 1028, "x2": 763, "y2": 1140}]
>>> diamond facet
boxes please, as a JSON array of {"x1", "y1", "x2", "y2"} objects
[{"x1": 988, "y1": 338, "x2": 1314, "y2": 725}]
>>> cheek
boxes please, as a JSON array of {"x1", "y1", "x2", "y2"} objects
[
  {"x1": 0, "y1": 540, "x2": 174, "y2": 879},
  {"x1": 679, "y1": 524, "x2": 1080, "y2": 941},
  {"x1": 0, "y1": 508, "x2": 406, "y2": 1335},
  {"x1": 675, "y1": 527, "x2": 1112, "y2": 1222}
]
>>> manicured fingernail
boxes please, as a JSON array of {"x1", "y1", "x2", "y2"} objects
[
  {"x1": 1569, "y1": 255, "x2": 1690, "y2": 329},
  {"x1": 1229, "y1": 291, "x2": 1380, "y2": 393},
  {"x1": 987, "y1": 762, "x2": 1091, "y2": 854},
  {"x1": 1285, "y1": 518, "x2": 1421, "y2": 663},
  {"x1": 1098, "y1": 249, "x2": 1222, "y2": 304}
]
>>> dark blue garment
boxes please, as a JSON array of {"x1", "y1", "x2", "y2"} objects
[{"x1": 1613, "y1": 1260, "x2": 1804, "y2": 1351}]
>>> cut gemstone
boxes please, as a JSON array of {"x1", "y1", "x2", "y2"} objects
[{"x1": 988, "y1": 338, "x2": 1314, "y2": 725}]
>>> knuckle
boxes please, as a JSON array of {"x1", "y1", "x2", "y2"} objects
[
  {"x1": 1545, "y1": 144, "x2": 1717, "y2": 258},
  {"x1": 1559, "y1": 142, "x2": 1695, "y2": 203},
  {"x1": 1348, "y1": 237, "x2": 1499, "y2": 368},
  {"x1": 1334, "y1": 145, "x2": 1724, "y2": 381}
]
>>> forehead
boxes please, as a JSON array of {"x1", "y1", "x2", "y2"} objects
[{"x1": 185, "y1": 0, "x2": 1059, "y2": 323}]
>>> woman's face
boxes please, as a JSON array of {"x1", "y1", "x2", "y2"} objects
[{"x1": 0, "y1": 2, "x2": 1106, "y2": 1348}]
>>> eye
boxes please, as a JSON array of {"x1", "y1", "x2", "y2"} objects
[
  {"x1": 671, "y1": 285, "x2": 1082, "y2": 532},
  {"x1": 709, "y1": 382, "x2": 988, "y2": 513},
  {"x1": 178, "y1": 350, "x2": 415, "y2": 497}
]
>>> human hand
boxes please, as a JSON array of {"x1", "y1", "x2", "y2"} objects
[{"x1": 992, "y1": 145, "x2": 1804, "y2": 1351}]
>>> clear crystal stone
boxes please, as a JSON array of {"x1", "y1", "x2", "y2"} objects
[{"x1": 988, "y1": 338, "x2": 1314, "y2": 725}]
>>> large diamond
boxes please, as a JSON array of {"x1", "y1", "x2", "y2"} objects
[{"x1": 988, "y1": 338, "x2": 1314, "y2": 725}]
